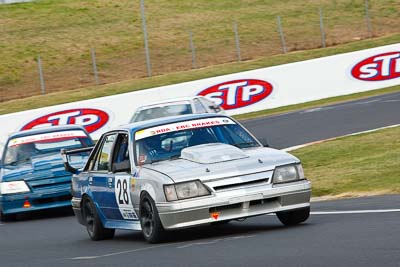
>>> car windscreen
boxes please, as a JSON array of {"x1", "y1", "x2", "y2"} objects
[
  {"x1": 3, "y1": 129, "x2": 91, "y2": 166},
  {"x1": 134, "y1": 117, "x2": 260, "y2": 164},
  {"x1": 130, "y1": 103, "x2": 193, "y2": 123}
]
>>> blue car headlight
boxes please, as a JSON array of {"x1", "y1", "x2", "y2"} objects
[{"x1": 0, "y1": 181, "x2": 30, "y2": 195}]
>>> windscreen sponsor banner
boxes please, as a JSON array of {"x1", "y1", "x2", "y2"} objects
[
  {"x1": 135, "y1": 117, "x2": 235, "y2": 140},
  {"x1": 0, "y1": 43, "x2": 398, "y2": 141},
  {"x1": 9, "y1": 130, "x2": 88, "y2": 147}
]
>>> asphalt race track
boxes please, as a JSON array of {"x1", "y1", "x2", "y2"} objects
[
  {"x1": 242, "y1": 91, "x2": 400, "y2": 149},
  {"x1": 1, "y1": 196, "x2": 399, "y2": 267},
  {"x1": 1, "y1": 91, "x2": 400, "y2": 267}
]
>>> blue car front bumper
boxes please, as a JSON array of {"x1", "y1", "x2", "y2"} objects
[{"x1": 0, "y1": 188, "x2": 71, "y2": 215}]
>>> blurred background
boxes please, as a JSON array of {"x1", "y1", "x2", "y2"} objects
[{"x1": 0, "y1": 0, "x2": 399, "y2": 102}]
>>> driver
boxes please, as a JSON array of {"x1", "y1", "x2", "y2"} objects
[
  {"x1": 144, "y1": 136, "x2": 162, "y2": 157},
  {"x1": 16, "y1": 142, "x2": 38, "y2": 161},
  {"x1": 138, "y1": 136, "x2": 162, "y2": 164}
]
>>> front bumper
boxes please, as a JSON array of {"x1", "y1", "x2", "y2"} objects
[
  {"x1": 157, "y1": 180, "x2": 311, "y2": 229},
  {"x1": 71, "y1": 197, "x2": 85, "y2": 225},
  {"x1": 0, "y1": 189, "x2": 71, "y2": 215}
]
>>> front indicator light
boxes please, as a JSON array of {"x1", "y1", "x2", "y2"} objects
[
  {"x1": 164, "y1": 184, "x2": 178, "y2": 201},
  {"x1": 210, "y1": 212, "x2": 220, "y2": 220},
  {"x1": 23, "y1": 200, "x2": 31, "y2": 208}
]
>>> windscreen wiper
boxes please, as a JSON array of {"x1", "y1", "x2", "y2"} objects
[{"x1": 149, "y1": 154, "x2": 180, "y2": 164}]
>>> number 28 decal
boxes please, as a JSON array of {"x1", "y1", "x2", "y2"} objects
[{"x1": 114, "y1": 176, "x2": 138, "y2": 220}]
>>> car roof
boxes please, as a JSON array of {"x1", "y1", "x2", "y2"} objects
[
  {"x1": 8, "y1": 125, "x2": 88, "y2": 139},
  {"x1": 117, "y1": 113, "x2": 230, "y2": 133},
  {"x1": 135, "y1": 96, "x2": 205, "y2": 110}
]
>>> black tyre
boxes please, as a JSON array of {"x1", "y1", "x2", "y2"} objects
[
  {"x1": 139, "y1": 193, "x2": 165, "y2": 243},
  {"x1": 211, "y1": 220, "x2": 231, "y2": 226},
  {"x1": 82, "y1": 197, "x2": 115, "y2": 241},
  {"x1": 276, "y1": 207, "x2": 310, "y2": 226},
  {"x1": 0, "y1": 211, "x2": 16, "y2": 222}
]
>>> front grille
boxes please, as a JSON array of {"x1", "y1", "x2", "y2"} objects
[
  {"x1": 249, "y1": 197, "x2": 277, "y2": 206},
  {"x1": 33, "y1": 194, "x2": 71, "y2": 205},
  {"x1": 27, "y1": 176, "x2": 71, "y2": 191},
  {"x1": 210, "y1": 203, "x2": 242, "y2": 213},
  {"x1": 212, "y1": 178, "x2": 269, "y2": 192},
  {"x1": 30, "y1": 180, "x2": 70, "y2": 190},
  {"x1": 209, "y1": 197, "x2": 278, "y2": 213}
]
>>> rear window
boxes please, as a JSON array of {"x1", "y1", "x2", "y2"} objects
[{"x1": 130, "y1": 103, "x2": 193, "y2": 123}]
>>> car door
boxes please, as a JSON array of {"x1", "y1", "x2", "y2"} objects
[
  {"x1": 88, "y1": 132, "x2": 118, "y2": 219},
  {"x1": 110, "y1": 132, "x2": 138, "y2": 221}
]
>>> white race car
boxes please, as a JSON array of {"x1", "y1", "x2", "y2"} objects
[{"x1": 63, "y1": 113, "x2": 311, "y2": 243}]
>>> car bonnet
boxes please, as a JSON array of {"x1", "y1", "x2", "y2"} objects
[{"x1": 142, "y1": 145, "x2": 299, "y2": 183}]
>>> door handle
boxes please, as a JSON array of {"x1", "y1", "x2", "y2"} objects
[
  {"x1": 88, "y1": 177, "x2": 93, "y2": 185},
  {"x1": 108, "y1": 177, "x2": 113, "y2": 188}
]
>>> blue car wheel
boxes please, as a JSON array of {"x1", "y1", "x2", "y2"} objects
[{"x1": 82, "y1": 196, "x2": 115, "y2": 241}]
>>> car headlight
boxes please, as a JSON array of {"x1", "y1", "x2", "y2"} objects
[
  {"x1": 0, "y1": 181, "x2": 30, "y2": 195},
  {"x1": 272, "y1": 164, "x2": 305, "y2": 184},
  {"x1": 164, "y1": 180, "x2": 210, "y2": 201}
]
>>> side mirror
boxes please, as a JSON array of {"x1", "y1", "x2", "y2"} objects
[
  {"x1": 112, "y1": 160, "x2": 131, "y2": 173},
  {"x1": 61, "y1": 149, "x2": 79, "y2": 174},
  {"x1": 260, "y1": 138, "x2": 270, "y2": 147},
  {"x1": 60, "y1": 146, "x2": 93, "y2": 174}
]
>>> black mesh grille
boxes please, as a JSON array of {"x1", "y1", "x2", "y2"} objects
[{"x1": 213, "y1": 178, "x2": 269, "y2": 191}]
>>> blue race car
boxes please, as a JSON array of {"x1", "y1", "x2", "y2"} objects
[{"x1": 0, "y1": 125, "x2": 93, "y2": 221}]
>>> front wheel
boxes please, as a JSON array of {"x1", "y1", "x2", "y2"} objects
[
  {"x1": 82, "y1": 197, "x2": 115, "y2": 241},
  {"x1": 276, "y1": 207, "x2": 310, "y2": 226},
  {"x1": 139, "y1": 193, "x2": 165, "y2": 243}
]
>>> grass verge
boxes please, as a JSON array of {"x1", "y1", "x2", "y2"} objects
[
  {"x1": 291, "y1": 126, "x2": 400, "y2": 198},
  {"x1": 1, "y1": 0, "x2": 399, "y2": 99}
]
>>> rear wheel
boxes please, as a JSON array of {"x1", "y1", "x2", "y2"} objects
[
  {"x1": 276, "y1": 207, "x2": 310, "y2": 226},
  {"x1": 82, "y1": 197, "x2": 115, "y2": 241},
  {"x1": 139, "y1": 193, "x2": 165, "y2": 243}
]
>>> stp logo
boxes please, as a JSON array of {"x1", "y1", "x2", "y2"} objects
[
  {"x1": 352, "y1": 52, "x2": 400, "y2": 81},
  {"x1": 21, "y1": 108, "x2": 110, "y2": 133},
  {"x1": 198, "y1": 79, "x2": 273, "y2": 110}
]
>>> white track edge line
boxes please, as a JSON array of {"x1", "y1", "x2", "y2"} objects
[
  {"x1": 282, "y1": 124, "x2": 400, "y2": 152},
  {"x1": 311, "y1": 209, "x2": 400, "y2": 215}
]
